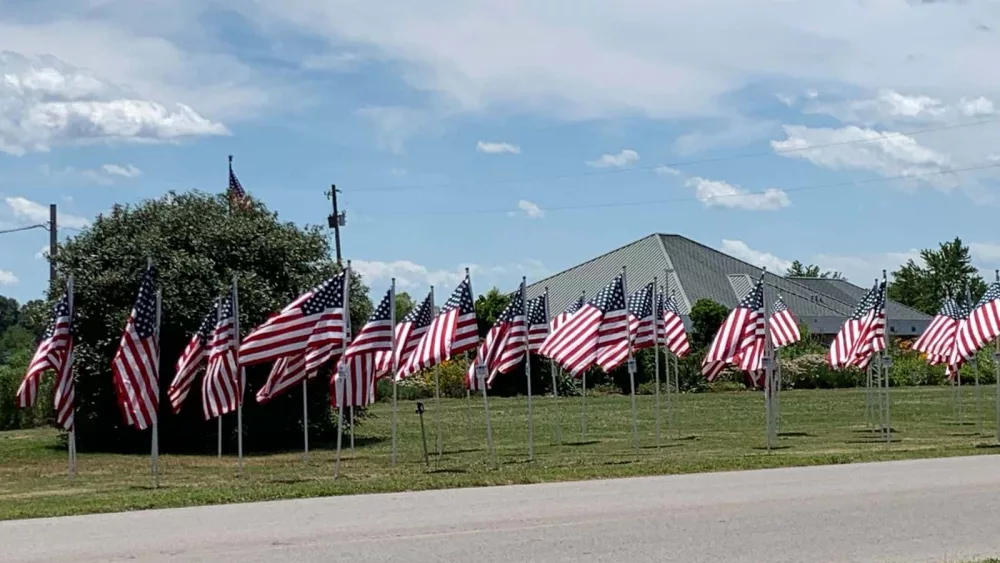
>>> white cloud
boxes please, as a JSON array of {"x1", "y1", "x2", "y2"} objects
[
  {"x1": 0, "y1": 52, "x2": 229, "y2": 155},
  {"x1": 355, "y1": 105, "x2": 429, "y2": 154},
  {"x1": 672, "y1": 118, "x2": 776, "y2": 156},
  {"x1": 35, "y1": 246, "x2": 49, "y2": 260},
  {"x1": 654, "y1": 165, "x2": 681, "y2": 176},
  {"x1": 476, "y1": 141, "x2": 520, "y2": 154},
  {"x1": 102, "y1": 164, "x2": 142, "y2": 178},
  {"x1": 353, "y1": 260, "x2": 465, "y2": 290},
  {"x1": 805, "y1": 89, "x2": 995, "y2": 126},
  {"x1": 771, "y1": 125, "x2": 955, "y2": 189},
  {"x1": 513, "y1": 199, "x2": 544, "y2": 218},
  {"x1": 959, "y1": 96, "x2": 995, "y2": 117},
  {"x1": 586, "y1": 149, "x2": 639, "y2": 168},
  {"x1": 354, "y1": 258, "x2": 548, "y2": 295},
  {"x1": 300, "y1": 52, "x2": 363, "y2": 72},
  {"x1": 720, "y1": 240, "x2": 793, "y2": 273},
  {"x1": 685, "y1": 176, "x2": 790, "y2": 211},
  {"x1": 720, "y1": 239, "x2": 922, "y2": 283},
  {"x1": 5, "y1": 196, "x2": 89, "y2": 228},
  {"x1": 0, "y1": 270, "x2": 18, "y2": 285}
]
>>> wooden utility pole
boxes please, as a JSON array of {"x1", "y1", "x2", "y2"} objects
[
  {"x1": 48, "y1": 204, "x2": 57, "y2": 284},
  {"x1": 327, "y1": 185, "x2": 344, "y2": 265}
]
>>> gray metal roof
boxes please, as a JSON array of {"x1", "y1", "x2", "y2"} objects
[{"x1": 524, "y1": 233, "x2": 932, "y2": 336}]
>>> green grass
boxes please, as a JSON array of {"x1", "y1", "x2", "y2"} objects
[{"x1": 2, "y1": 385, "x2": 999, "y2": 520}]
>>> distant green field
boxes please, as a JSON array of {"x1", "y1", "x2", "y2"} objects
[{"x1": 1, "y1": 385, "x2": 999, "y2": 520}]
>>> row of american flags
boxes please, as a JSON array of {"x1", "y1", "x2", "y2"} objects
[{"x1": 19, "y1": 260, "x2": 1000, "y2": 445}]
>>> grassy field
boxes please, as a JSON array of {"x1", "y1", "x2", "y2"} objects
[{"x1": 2, "y1": 385, "x2": 1000, "y2": 520}]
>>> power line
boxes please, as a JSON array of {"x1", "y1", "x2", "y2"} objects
[
  {"x1": 371, "y1": 161, "x2": 1000, "y2": 217},
  {"x1": 0, "y1": 224, "x2": 47, "y2": 235},
  {"x1": 344, "y1": 117, "x2": 1000, "y2": 194}
]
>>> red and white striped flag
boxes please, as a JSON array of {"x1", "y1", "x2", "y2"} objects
[
  {"x1": 599, "y1": 282, "x2": 655, "y2": 372},
  {"x1": 549, "y1": 293, "x2": 584, "y2": 336},
  {"x1": 659, "y1": 291, "x2": 691, "y2": 358},
  {"x1": 466, "y1": 288, "x2": 526, "y2": 390},
  {"x1": 955, "y1": 283, "x2": 1000, "y2": 363},
  {"x1": 769, "y1": 297, "x2": 802, "y2": 349},
  {"x1": 914, "y1": 298, "x2": 965, "y2": 378},
  {"x1": 17, "y1": 289, "x2": 75, "y2": 430},
  {"x1": 255, "y1": 355, "x2": 306, "y2": 404},
  {"x1": 399, "y1": 275, "x2": 478, "y2": 378},
  {"x1": 702, "y1": 276, "x2": 764, "y2": 381},
  {"x1": 828, "y1": 280, "x2": 886, "y2": 370},
  {"x1": 111, "y1": 265, "x2": 161, "y2": 430},
  {"x1": 239, "y1": 272, "x2": 348, "y2": 367},
  {"x1": 332, "y1": 288, "x2": 394, "y2": 407},
  {"x1": 168, "y1": 302, "x2": 217, "y2": 413},
  {"x1": 525, "y1": 293, "x2": 549, "y2": 353},
  {"x1": 376, "y1": 291, "x2": 434, "y2": 379},
  {"x1": 201, "y1": 288, "x2": 241, "y2": 419},
  {"x1": 540, "y1": 274, "x2": 629, "y2": 377}
]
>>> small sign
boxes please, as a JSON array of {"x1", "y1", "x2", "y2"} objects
[
  {"x1": 337, "y1": 363, "x2": 348, "y2": 376},
  {"x1": 475, "y1": 364, "x2": 488, "y2": 379},
  {"x1": 881, "y1": 356, "x2": 894, "y2": 368},
  {"x1": 994, "y1": 352, "x2": 1000, "y2": 363},
  {"x1": 761, "y1": 357, "x2": 771, "y2": 369},
  {"x1": 627, "y1": 357, "x2": 637, "y2": 373}
]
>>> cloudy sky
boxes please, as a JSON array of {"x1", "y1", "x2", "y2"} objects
[{"x1": 4, "y1": 0, "x2": 1000, "y2": 302}]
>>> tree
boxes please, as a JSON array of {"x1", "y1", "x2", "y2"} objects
[
  {"x1": 394, "y1": 291, "x2": 415, "y2": 322},
  {"x1": 0, "y1": 295, "x2": 19, "y2": 335},
  {"x1": 785, "y1": 260, "x2": 843, "y2": 279},
  {"x1": 51, "y1": 190, "x2": 372, "y2": 453},
  {"x1": 888, "y1": 237, "x2": 986, "y2": 315},
  {"x1": 688, "y1": 299, "x2": 729, "y2": 349},
  {"x1": 474, "y1": 287, "x2": 511, "y2": 338}
]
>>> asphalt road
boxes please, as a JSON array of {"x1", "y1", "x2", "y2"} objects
[{"x1": 4, "y1": 455, "x2": 1000, "y2": 563}]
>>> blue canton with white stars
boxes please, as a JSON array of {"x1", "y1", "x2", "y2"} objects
[
  {"x1": 526, "y1": 295, "x2": 548, "y2": 325},
  {"x1": 770, "y1": 298, "x2": 789, "y2": 316},
  {"x1": 131, "y1": 267, "x2": 159, "y2": 339},
  {"x1": 738, "y1": 279, "x2": 764, "y2": 312},
  {"x1": 194, "y1": 302, "x2": 218, "y2": 343},
  {"x1": 41, "y1": 292, "x2": 71, "y2": 341},
  {"x1": 301, "y1": 273, "x2": 346, "y2": 316},
  {"x1": 974, "y1": 282, "x2": 1000, "y2": 309},
  {"x1": 404, "y1": 293, "x2": 435, "y2": 328},
  {"x1": 628, "y1": 283, "x2": 654, "y2": 319},
  {"x1": 563, "y1": 295, "x2": 584, "y2": 315},
  {"x1": 851, "y1": 281, "x2": 884, "y2": 320},
  {"x1": 589, "y1": 275, "x2": 626, "y2": 313},
  {"x1": 497, "y1": 291, "x2": 524, "y2": 323},
  {"x1": 370, "y1": 289, "x2": 393, "y2": 322},
  {"x1": 441, "y1": 277, "x2": 475, "y2": 315}
]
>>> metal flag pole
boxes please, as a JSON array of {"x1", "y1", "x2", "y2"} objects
[
  {"x1": 664, "y1": 268, "x2": 681, "y2": 439},
  {"x1": 215, "y1": 295, "x2": 223, "y2": 459},
  {"x1": 774, "y1": 346, "x2": 782, "y2": 436},
  {"x1": 578, "y1": 289, "x2": 587, "y2": 441},
  {"x1": 347, "y1": 363, "x2": 355, "y2": 451},
  {"x1": 427, "y1": 286, "x2": 443, "y2": 458},
  {"x1": 467, "y1": 270, "x2": 495, "y2": 466},
  {"x1": 521, "y1": 277, "x2": 534, "y2": 461},
  {"x1": 622, "y1": 266, "x2": 639, "y2": 453},
  {"x1": 149, "y1": 258, "x2": 162, "y2": 488},
  {"x1": 233, "y1": 276, "x2": 245, "y2": 475},
  {"x1": 881, "y1": 272, "x2": 892, "y2": 443},
  {"x1": 672, "y1": 353, "x2": 680, "y2": 438},
  {"x1": 967, "y1": 285, "x2": 983, "y2": 436},
  {"x1": 302, "y1": 379, "x2": 309, "y2": 461},
  {"x1": 344, "y1": 261, "x2": 355, "y2": 453},
  {"x1": 653, "y1": 277, "x2": 662, "y2": 449},
  {"x1": 389, "y1": 279, "x2": 399, "y2": 466},
  {"x1": 995, "y1": 270, "x2": 1000, "y2": 444},
  {"x1": 334, "y1": 369, "x2": 345, "y2": 478},
  {"x1": 67, "y1": 275, "x2": 77, "y2": 479},
  {"x1": 465, "y1": 380, "x2": 473, "y2": 450},
  {"x1": 761, "y1": 269, "x2": 774, "y2": 451},
  {"x1": 544, "y1": 288, "x2": 562, "y2": 445}
]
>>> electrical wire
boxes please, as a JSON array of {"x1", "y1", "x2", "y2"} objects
[{"x1": 0, "y1": 224, "x2": 47, "y2": 235}]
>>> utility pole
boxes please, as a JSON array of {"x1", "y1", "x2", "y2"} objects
[
  {"x1": 48, "y1": 204, "x2": 57, "y2": 284},
  {"x1": 326, "y1": 185, "x2": 346, "y2": 266}
]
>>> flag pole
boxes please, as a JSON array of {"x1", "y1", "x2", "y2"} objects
[
  {"x1": 994, "y1": 270, "x2": 1000, "y2": 444},
  {"x1": 302, "y1": 378, "x2": 309, "y2": 461},
  {"x1": 334, "y1": 369, "x2": 345, "y2": 478},
  {"x1": 881, "y1": 272, "x2": 892, "y2": 443},
  {"x1": 389, "y1": 278, "x2": 399, "y2": 467},
  {"x1": 149, "y1": 258, "x2": 162, "y2": 488},
  {"x1": 469, "y1": 269, "x2": 495, "y2": 466},
  {"x1": 672, "y1": 353, "x2": 680, "y2": 439},
  {"x1": 653, "y1": 277, "x2": 661, "y2": 449},
  {"x1": 426, "y1": 285, "x2": 443, "y2": 458},
  {"x1": 464, "y1": 352, "x2": 473, "y2": 451},
  {"x1": 761, "y1": 269, "x2": 774, "y2": 451},
  {"x1": 622, "y1": 266, "x2": 639, "y2": 453},
  {"x1": 665, "y1": 268, "x2": 679, "y2": 439},
  {"x1": 215, "y1": 295, "x2": 223, "y2": 459},
  {"x1": 345, "y1": 261, "x2": 355, "y2": 452},
  {"x1": 233, "y1": 276, "x2": 245, "y2": 475},
  {"x1": 577, "y1": 289, "x2": 587, "y2": 441},
  {"x1": 67, "y1": 275, "x2": 77, "y2": 479},
  {"x1": 544, "y1": 287, "x2": 561, "y2": 445},
  {"x1": 521, "y1": 277, "x2": 534, "y2": 461},
  {"x1": 966, "y1": 284, "x2": 983, "y2": 436}
]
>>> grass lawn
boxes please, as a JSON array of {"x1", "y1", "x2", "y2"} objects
[{"x1": 2, "y1": 385, "x2": 1000, "y2": 520}]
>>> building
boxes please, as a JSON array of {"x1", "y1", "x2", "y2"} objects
[{"x1": 524, "y1": 233, "x2": 932, "y2": 338}]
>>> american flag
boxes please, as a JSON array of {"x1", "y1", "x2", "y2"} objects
[
  {"x1": 377, "y1": 291, "x2": 434, "y2": 380},
  {"x1": 702, "y1": 276, "x2": 764, "y2": 381},
  {"x1": 255, "y1": 355, "x2": 306, "y2": 404},
  {"x1": 597, "y1": 282, "x2": 655, "y2": 372},
  {"x1": 828, "y1": 280, "x2": 886, "y2": 370},
  {"x1": 228, "y1": 159, "x2": 249, "y2": 209},
  {"x1": 332, "y1": 355, "x2": 378, "y2": 408},
  {"x1": 399, "y1": 275, "x2": 478, "y2": 377},
  {"x1": 17, "y1": 291, "x2": 75, "y2": 430},
  {"x1": 540, "y1": 274, "x2": 629, "y2": 377},
  {"x1": 112, "y1": 266, "x2": 160, "y2": 430},
  {"x1": 525, "y1": 293, "x2": 550, "y2": 353},
  {"x1": 332, "y1": 288, "x2": 394, "y2": 407},
  {"x1": 466, "y1": 289, "x2": 526, "y2": 390},
  {"x1": 660, "y1": 291, "x2": 691, "y2": 358},
  {"x1": 955, "y1": 282, "x2": 1000, "y2": 362},
  {"x1": 168, "y1": 301, "x2": 217, "y2": 414},
  {"x1": 239, "y1": 272, "x2": 347, "y2": 368},
  {"x1": 201, "y1": 288, "x2": 241, "y2": 419},
  {"x1": 550, "y1": 293, "x2": 584, "y2": 335},
  {"x1": 914, "y1": 298, "x2": 963, "y2": 362},
  {"x1": 769, "y1": 298, "x2": 802, "y2": 349}
]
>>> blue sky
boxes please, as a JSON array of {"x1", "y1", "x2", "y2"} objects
[{"x1": 4, "y1": 0, "x2": 1000, "y2": 304}]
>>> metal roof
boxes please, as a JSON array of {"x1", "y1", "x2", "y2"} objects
[{"x1": 524, "y1": 233, "x2": 932, "y2": 335}]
